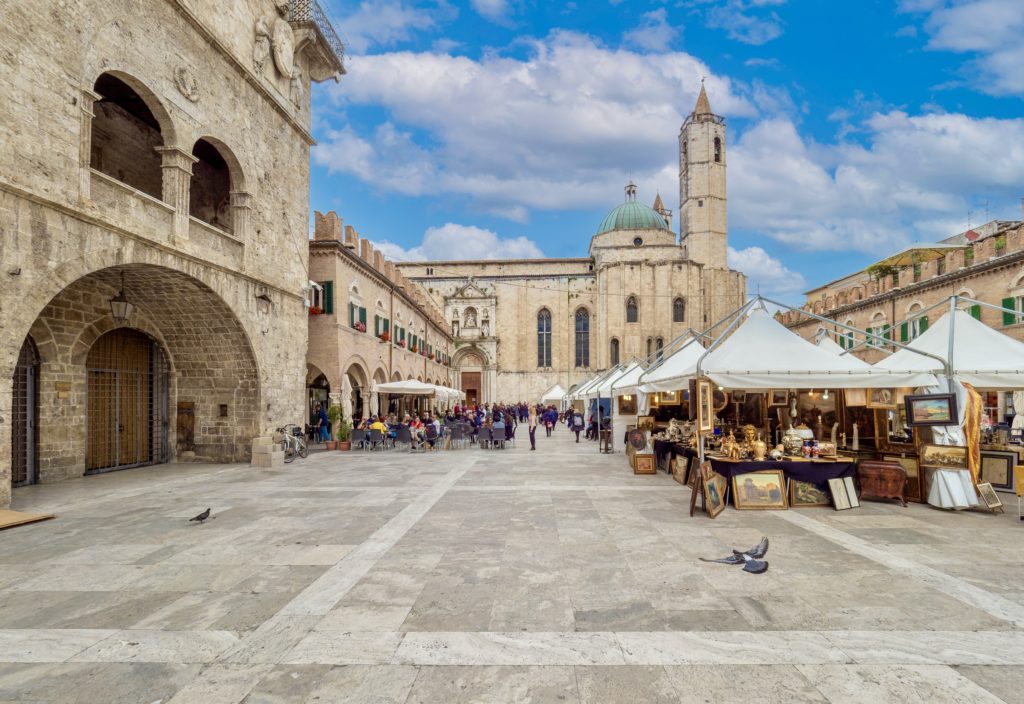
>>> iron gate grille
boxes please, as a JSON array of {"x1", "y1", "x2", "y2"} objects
[
  {"x1": 11, "y1": 338, "x2": 39, "y2": 487},
  {"x1": 86, "y1": 329, "x2": 169, "y2": 473}
]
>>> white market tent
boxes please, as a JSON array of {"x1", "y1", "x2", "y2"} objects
[
  {"x1": 540, "y1": 383, "x2": 567, "y2": 404},
  {"x1": 816, "y1": 334, "x2": 869, "y2": 365},
  {"x1": 589, "y1": 362, "x2": 640, "y2": 399},
  {"x1": 875, "y1": 309, "x2": 1024, "y2": 389},
  {"x1": 569, "y1": 375, "x2": 600, "y2": 401},
  {"x1": 575, "y1": 365, "x2": 622, "y2": 400},
  {"x1": 638, "y1": 336, "x2": 706, "y2": 393},
  {"x1": 608, "y1": 362, "x2": 647, "y2": 397},
  {"x1": 699, "y1": 309, "x2": 937, "y2": 389},
  {"x1": 374, "y1": 379, "x2": 440, "y2": 396}
]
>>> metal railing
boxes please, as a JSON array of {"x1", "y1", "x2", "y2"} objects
[{"x1": 289, "y1": 0, "x2": 345, "y2": 67}]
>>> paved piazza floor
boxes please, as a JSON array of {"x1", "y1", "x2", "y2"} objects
[{"x1": 3, "y1": 429, "x2": 1024, "y2": 703}]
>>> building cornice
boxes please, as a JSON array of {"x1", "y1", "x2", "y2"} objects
[{"x1": 794, "y1": 250, "x2": 1024, "y2": 325}]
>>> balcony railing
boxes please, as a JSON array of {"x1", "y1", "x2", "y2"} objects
[{"x1": 289, "y1": 0, "x2": 345, "y2": 67}]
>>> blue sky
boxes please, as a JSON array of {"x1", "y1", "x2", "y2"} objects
[{"x1": 310, "y1": 0, "x2": 1024, "y2": 302}]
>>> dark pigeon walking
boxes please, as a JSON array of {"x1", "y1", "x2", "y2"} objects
[
  {"x1": 189, "y1": 508, "x2": 211, "y2": 524},
  {"x1": 700, "y1": 537, "x2": 769, "y2": 574}
]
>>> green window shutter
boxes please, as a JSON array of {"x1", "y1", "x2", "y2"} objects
[
  {"x1": 919, "y1": 317, "x2": 928, "y2": 333},
  {"x1": 900, "y1": 322, "x2": 908, "y2": 342},
  {"x1": 864, "y1": 327, "x2": 872, "y2": 343},
  {"x1": 882, "y1": 324, "x2": 891, "y2": 342},
  {"x1": 970, "y1": 304, "x2": 981, "y2": 320},
  {"x1": 384, "y1": 319, "x2": 390, "y2": 333},
  {"x1": 359, "y1": 307, "x2": 367, "y2": 326},
  {"x1": 323, "y1": 281, "x2": 334, "y2": 315},
  {"x1": 374, "y1": 315, "x2": 379, "y2": 336},
  {"x1": 1003, "y1": 298, "x2": 1016, "y2": 326},
  {"x1": 838, "y1": 335, "x2": 845, "y2": 350},
  {"x1": 847, "y1": 331, "x2": 854, "y2": 348}
]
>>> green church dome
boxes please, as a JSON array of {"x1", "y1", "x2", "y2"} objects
[{"x1": 596, "y1": 193, "x2": 669, "y2": 235}]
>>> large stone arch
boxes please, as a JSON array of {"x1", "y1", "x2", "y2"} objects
[{"x1": 3, "y1": 264, "x2": 261, "y2": 493}]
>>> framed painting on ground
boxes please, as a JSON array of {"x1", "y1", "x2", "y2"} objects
[
  {"x1": 732, "y1": 470, "x2": 788, "y2": 510},
  {"x1": 671, "y1": 458, "x2": 687, "y2": 485},
  {"x1": 828, "y1": 476, "x2": 860, "y2": 510},
  {"x1": 979, "y1": 450, "x2": 1016, "y2": 492},
  {"x1": 978, "y1": 482, "x2": 1004, "y2": 513},
  {"x1": 790, "y1": 480, "x2": 831, "y2": 507},
  {"x1": 920, "y1": 444, "x2": 968, "y2": 469},
  {"x1": 904, "y1": 393, "x2": 958, "y2": 427},
  {"x1": 634, "y1": 454, "x2": 656, "y2": 475},
  {"x1": 866, "y1": 388, "x2": 898, "y2": 410},
  {"x1": 703, "y1": 469, "x2": 728, "y2": 519}
]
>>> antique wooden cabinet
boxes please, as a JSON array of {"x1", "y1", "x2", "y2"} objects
[{"x1": 857, "y1": 460, "x2": 907, "y2": 507}]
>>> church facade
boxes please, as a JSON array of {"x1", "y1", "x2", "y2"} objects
[{"x1": 395, "y1": 86, "x2": 747, "y2": 404}]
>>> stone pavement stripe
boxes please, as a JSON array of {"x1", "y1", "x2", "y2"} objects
[
  {"x1": 7, "y1": 629, "x2": 1024, "y2": 666},
  {"x1": 164, "y1": 664, "x2": 275, "y2": 704},
  {"x1": 215, "y1": 457, "x2": 478, "y2": 666},
  {"x1": 774, "y1": 509, "x2": 1024, "y2": 628}
]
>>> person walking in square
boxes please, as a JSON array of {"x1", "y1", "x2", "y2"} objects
[
  {"x1": 528, "y1": 406, "x2": 538, "y2": 450},
  {"x1": 572, "y1": 409, "x2": 584, "y2": 443}
]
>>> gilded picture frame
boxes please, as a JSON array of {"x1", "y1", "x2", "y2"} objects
[
  {"x1": 732, "y1": 470, "x2": 788, "y2": 510},
  {"x1": 697, "y1": 379, "x2": 714, "y2": 433}
]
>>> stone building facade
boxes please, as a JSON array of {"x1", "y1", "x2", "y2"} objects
[
  {"x1": 782, "y1": 220, "x2": 1024, "y2": 417},
  {"x1": 307, "y1": 212, "x2": 454, "y2": 421},
  {"x1": 1, "y1": 0, "x2": 343, "y2": 507},
  {"x1": 395, "y1": 86, "x2": 747, "y2": 404}
]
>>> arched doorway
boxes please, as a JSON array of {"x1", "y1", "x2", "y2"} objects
[
  {"x1": 86, "y1": 328, "x2": 170, "y2": 473},
  {"x1": 457, "y1": 350, "x2": 486, "y2": 407},
  {"x1": 307, "y1": 371, "x2": 330, "y2": 437},
  {"x1": 11, "y1": 337, "x2": 39, "y2": 487},
  {"x1": 343, "y1": 362, "x2": 368, "y2": 423}
]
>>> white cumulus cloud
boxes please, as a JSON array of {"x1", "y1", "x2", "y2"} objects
[
  {"x1": 624, "y1": 8, "x2": 680, "y2": 52},
  {"x1": 373, "y1": 223, "x2": 545, "y2": 261},
  {"x1": 728, "y1": 246, "x2": 806, "y2": 298}
]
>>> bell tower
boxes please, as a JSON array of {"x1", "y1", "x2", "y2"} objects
[{"x1": 679, "y1": 81, "x2": 727, "y2": 269}]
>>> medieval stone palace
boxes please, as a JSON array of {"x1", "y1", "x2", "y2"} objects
[
  {"x1": 0, "y1": 0, "x2": 344, "y2": 506},
  {"x1": 395, "y1": 85, "x2": 747, "y2": 404}
]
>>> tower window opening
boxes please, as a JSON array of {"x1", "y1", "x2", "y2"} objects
[{"x1": 714, "y1": 137, "x2": 722, "y2": 163}]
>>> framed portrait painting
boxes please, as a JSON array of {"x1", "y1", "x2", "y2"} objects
[
  {"x1": 769, "y1": 389, "x2": 790, "y2": 406},
  {"x1": 697, "y1": 379, "x2": 714, "y2": 433},
  {"x1": 703, "y1": 470, "x2": 728, "y2": 519},
  {"x1": 904, "y1": 394, "x2": 958, "y2": 427},
  {"x1": 634, "y1": 454, "x2": 656, "y2": 475}
]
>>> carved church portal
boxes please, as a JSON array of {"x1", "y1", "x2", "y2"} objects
[
  {"x1": 11, "y1": 338, "x2": 39, "y2": 487},
  {"x1": 86, "y1": 329, "x2": 169, "y2": 473}
]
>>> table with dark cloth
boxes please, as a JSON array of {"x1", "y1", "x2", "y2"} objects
[
  {"x1": 654, "y1": 441, "x2": 697, "y2": 474},
  {"x1": 709, "y1": 458, "x2": 855, "y2": 488}
]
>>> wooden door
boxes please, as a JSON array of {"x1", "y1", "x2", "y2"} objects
[
  {"x1": 87, "y1": 329, "x2": 166, "y2": 472},
  {"x1": 461, "y1": 371, "x2": 480, "y2": 407}
]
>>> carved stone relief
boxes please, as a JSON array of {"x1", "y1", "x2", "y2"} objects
[{"x1": 174, "y1": 66, "x2": 199, "y2": 102}]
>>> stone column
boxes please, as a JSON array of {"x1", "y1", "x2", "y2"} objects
[
  {"x1": 156, "y1": 147, "x2": 198, "y2": 241},
  {"x1": 230, "y1": 190, "x2": 253, "y2": 241},
  {"x1": 370, "y1": 390, "x2": 379, "y2": 417},
  {"x1": 78, "y1": 88, "x2": 101, "y2": 202}
]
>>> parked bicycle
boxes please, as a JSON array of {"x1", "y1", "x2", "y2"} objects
[{"x1": 276, "y1": 424, "x2": 309, "y2": 463}]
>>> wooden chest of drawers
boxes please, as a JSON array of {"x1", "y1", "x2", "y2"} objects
[{"x1": 857, "y1": 460, "x2": 907, "y2": 507}]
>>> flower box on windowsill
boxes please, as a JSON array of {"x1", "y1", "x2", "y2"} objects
[
  {"x1": 308, "y1": 306, "x2": 323, "y2": 316},
  {"x1": 353, "y1": 322, "x2": 366, "y2": 332},
  {"x1": 398, "y1": 340, "x2": 406, "y2": 348},
  {"x1": 379, "y1": 332, "x2": 390, "y2": 343}
]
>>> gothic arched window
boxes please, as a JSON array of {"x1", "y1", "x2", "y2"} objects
[
  {"x1": 626, "y1": 296, "x2": 638, "y2": 323},
  {"x1": 714, "y1": 136, "x2": 722, "y2": 163},
  {"x1": 610, "y1": 338, "x2": 620, "y2": 366},
  {"x1": 575, "y1": 309, "x2": 590, "y2": 368},
  {"x1": 673, "y1": 297, "x2": 685, "y2": 323},
  {"x1": 656, "y1": 337, "x2": 664, "y2": 361},
  {"x1": 537, "y1": 309, "x2": 552, "y2": 368}
]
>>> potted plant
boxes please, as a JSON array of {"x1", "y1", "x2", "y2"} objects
[
  {"x1": 353, "y1": 321, "x2": 366, "y2": 332},
  {"x1": 379, "y1": 331, "x2": 390, "y2": 343},
  {"x1": 308, "y1": 306, "x2": 323, "y2": 317},
  {"x1": 332, "y1": 406, "x2": 353, "y2": 451}
]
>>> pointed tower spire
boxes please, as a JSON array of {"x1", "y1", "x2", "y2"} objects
[
  {"x1": 652, "y1": 192, "x2": 664, "y2": 211},
  {"x1": 693, "y1": 78, "x2": 712, "y2": 116}
]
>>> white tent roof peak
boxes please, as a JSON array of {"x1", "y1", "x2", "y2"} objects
[
  {"x1": 541, "y1": 383, "x2": 567, "y2": 403},
  {"x1": 638, "y1": 335, "x2": 706, "y2": 392},
  {"x1": 874, "y1": 308, "x2": 1024, "y2": 388},
  {"x1": 816, "y1": 334, "x2": 870, "y2": 368},
  {"x1": 701, "y1": 309, "x2": 935, "y2": 389}
]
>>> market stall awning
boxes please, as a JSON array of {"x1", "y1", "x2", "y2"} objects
[
  {"x1": 570, "y1": 374, "x2": 601, "y2": 400},
  {"x1": 701, "y1": 309, "x2": 936, "y2": 389},
  {"x1": 816, "y1": 335, "x2": 870, "y2": 367},
  {"x1": 373, "y1": 379, "x2": 439, "y2": 396},
  {"x1": 576, "y1": 366, "x2": 623, "y2": 400},
  {"x1": 609, "y1": 361, "x2": 647, "y2": 396},
  {"x1": 435, "y1": 385, "x2": 466, "y2": 401},
  {"x1": 638, "y1": 336, "x2": 705, "y2": 392},
  {"x1": 872, "y1": 243, "x2": 965, "y2": 268},
  {"x1": 590, "y1": 362, "x2": 640, "y2": 399},
  {"x1": 540, "y1": 383, "x2": 567, "y2": 404},
  {"x1": 874, "y1": 309, "x2": 1024, "y2": 389}
]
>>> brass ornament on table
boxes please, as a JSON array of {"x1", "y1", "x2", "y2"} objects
[{"x1": 751, "y1": 432, "x2": 767, "y2": 461}]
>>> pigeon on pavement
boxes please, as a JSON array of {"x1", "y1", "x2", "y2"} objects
[
  {"x1": 189, "y1": 508, "x2": 211, "y2": 524},
  {"x1": 701, "y1": 537, "x2": 769, "y2": 574}
]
